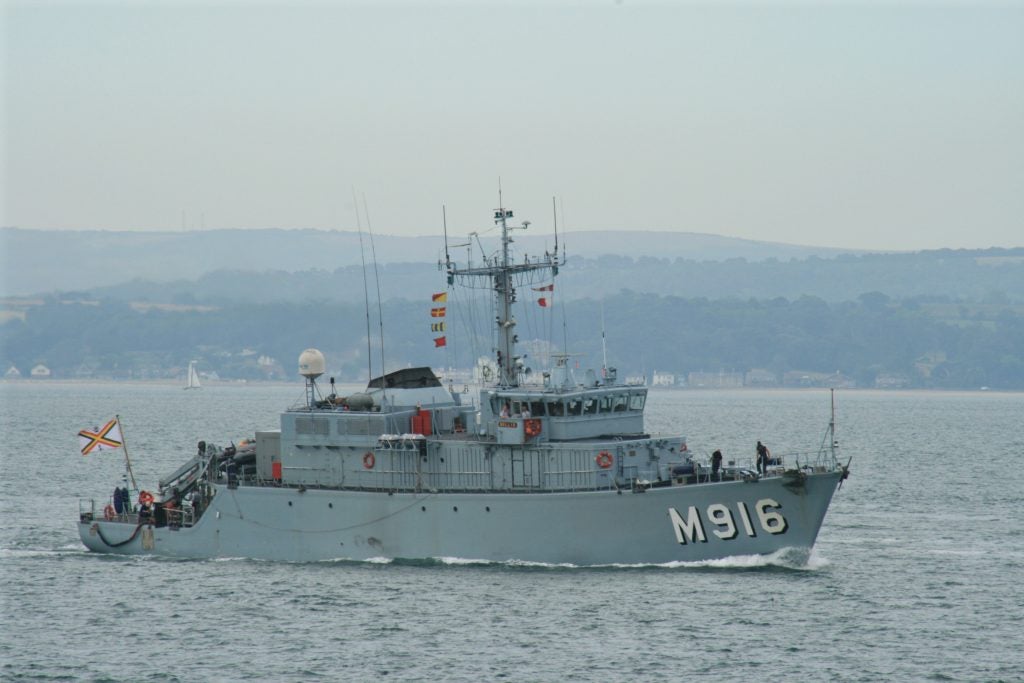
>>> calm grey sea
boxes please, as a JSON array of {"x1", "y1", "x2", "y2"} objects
[{"x1": 1, "y1": 382, "x2": 1022, "y2": 682}]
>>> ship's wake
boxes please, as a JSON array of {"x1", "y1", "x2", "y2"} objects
[{"x1": 333, "y1": 547, "x2": 830, "y2": 572}]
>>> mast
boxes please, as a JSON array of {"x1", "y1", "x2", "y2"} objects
[
  {"x1": 445, "y1": 200, "x2": 561, "y2": 388},
  {"x1": 600, "y1": 300, "x2": 608, "y2": 377},
  {"x1": 116, "y1": 414, "x2": 139, "y2": 491}
]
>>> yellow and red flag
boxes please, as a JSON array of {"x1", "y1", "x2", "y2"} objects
[
  {"x1": 431, "y1": 307, "x2": 446, "y2": 318},
  {"x1": 78, "y1": 418, "x2": 123, "y2": 456},
  {"x1": 434, "y1": 336, "x2": 447, "y2": 347},
  {"x1": 432, "y1": 292, "x2": 448, "y2": 302}
]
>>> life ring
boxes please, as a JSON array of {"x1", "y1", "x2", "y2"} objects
[
  {"x1": 596, "y1": 451, "x2": 613, "y2": 469},
  {"x1": 104, "y1": 504, "x2": 116, "y2": 521},
  {"x1": 139, "y1": 490, "x2": 154, "y2": 505},
  {"x1": 362, "y1": 452, "x2": 375, "y2": 469}
]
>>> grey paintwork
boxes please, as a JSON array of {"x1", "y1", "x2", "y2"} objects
[{"x1": 80, "y1": 469, "x2": 841, "y2": 564}]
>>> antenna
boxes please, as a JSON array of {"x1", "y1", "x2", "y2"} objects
[
  {"x1": 363, "y1": 193, "x2": 387, "y2": 406},
  {"x1": 353, "y1": 187, "x2": 373, "y2": 384},
  {"x1": 600, "y1": 299, "x2": 608, "y2": 376},
  {"x1": 443, "y1": 205, "x2": 451, "y2": 269},
  {"x1": 552, "y1": 196, "x2": 559, "y2": 258}
]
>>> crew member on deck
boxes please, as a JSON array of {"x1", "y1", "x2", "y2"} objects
[
  {"x1": 757, "y1": 441, "x2": 770, "y2": 475},
  {"x1": 711, "y1": 449, "x2": 723, "y2": 480}
]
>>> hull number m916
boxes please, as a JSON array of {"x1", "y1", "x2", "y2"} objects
[{"x1": 668, "y1": 499, "x2": 787, "y2": 544}]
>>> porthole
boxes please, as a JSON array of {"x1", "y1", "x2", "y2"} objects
[
  {"x1": 453, "y1": 506, "x2": 458, "y2": 512},
  {"x1": 288, "y1": 501, "x2": 293, "y2": 507},
  {"x1": 421, "y1": 506, "x2": 426, "y2": 512},
  {"x1": 328, "y1": 503, "x2": 333, "y2": 509},
  {"x1": 486, "y1": 506, "x2": 491, "y2": 512}
]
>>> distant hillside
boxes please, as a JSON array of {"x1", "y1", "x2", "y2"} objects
[
  {"x1": 1, "y1": 227, "x2": 858, "y2": 297},
  {"x1": 3, "y1": 291, "x2": 1022, "y2": 389},
  {"x1": 73, "y1": 248, "x2": 1024, "y2": 306}
]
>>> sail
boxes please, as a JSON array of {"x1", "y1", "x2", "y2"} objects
[{"x1": 185, "y1": 361, "x2": 201, "y2": 389}]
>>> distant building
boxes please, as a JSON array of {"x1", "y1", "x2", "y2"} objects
[
  {"x1": 781, "y1": 370, "x2": 854, "y2": 388},
  {"x1": 5, "y1": 365, "x2": 22, "y2": 379},
  {"x1": 744, "y1": 368, "x2": 778, "y2": 387},
  {"x1": 783, "y1": 370, "x2": 832, "y2": 387},
  {"x1": 688, "y1": 371, "x2": 743, "y2": 389},
  {"x1": 651, "y1": 371, "x2": 676, "y2": 387},
  {"x1": 30, "y1": 364, "x2": 51, "y2": 378},
  {"x1": 874, "y1": 373, "x2": 910, "y2": 389}
]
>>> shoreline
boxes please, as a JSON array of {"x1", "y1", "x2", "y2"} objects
[{"x1": 1, "y1": 378, "x2": 1019, "y2": 395}]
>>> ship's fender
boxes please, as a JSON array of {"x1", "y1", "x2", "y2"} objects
[
  {"x1": 363, "y1": 452, "x2": 376, "y2": 469},
  {"x1": 94, "y1": 520, "x2": 145, "y2": 548},
  {"x1": 596, "y1": 451, "x2": 614, "y2": 469}
]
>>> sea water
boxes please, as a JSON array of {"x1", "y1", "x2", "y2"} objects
[{"x1": 1, "y1": 382, "x2": 1022, "y2": 682}]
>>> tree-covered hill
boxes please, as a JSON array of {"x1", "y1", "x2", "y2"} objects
[
  {"x1": 78, "y1": 248, "x2": 1024, "y2": 306},
  {"x1": 4, "y1": 292, "x2": 1022, "y2": 389}
]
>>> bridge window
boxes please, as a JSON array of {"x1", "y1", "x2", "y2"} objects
[
  {"x1": 530, "y1": 401, "x2": 546, "y2": 416},
  {"x1": 629, "y1": 393, "x2": 646, "y2": 410},
  {"x1": 547, "y1": 400, "x2": 564, "y2": 417},
  {"x1": 584, "y1": 398, "x2": 598, "y2": 415},
  {"x1": 567, "y1": 400, "x2": 582, "y2": 416},
  {"x1": 613, "y1": 395, "x2": 629, "y2": 412},
  {"x1": 599, "y1": 394, "x2": 614, "y2": 412}
]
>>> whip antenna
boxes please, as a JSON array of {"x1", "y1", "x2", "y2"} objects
[{"x1": 353, "y1": 187, "x2": 373, "y2": 384}]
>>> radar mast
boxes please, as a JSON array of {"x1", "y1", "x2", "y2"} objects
[{"x1": 445, "y1": 201, "x2": 562, "y2": 388}]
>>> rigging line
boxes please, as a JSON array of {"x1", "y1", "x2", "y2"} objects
[
  {"x1": 442, "y1": 206, "x2": 453, "y2": 373},
  {"x1": 547, "y1": 197, "x2": 559, "y2": 357},
  {"x1": 352, "y1": 187, "x2": 373, "y2": 384},
  {"x1": 557, "y1": 197, "x2": 570, "y2": 357},
  {"x1": 462, "y1": 280, "x2": 485, "y2": 379},
  {"x1": 363, "y1": 193, "x2": 387, "y2": 406}
]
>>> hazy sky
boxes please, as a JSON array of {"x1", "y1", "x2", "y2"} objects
[{"x1": 3, "y1": 1, "x2": 1022, "y2": 250}]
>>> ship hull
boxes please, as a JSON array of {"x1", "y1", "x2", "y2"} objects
[{"x1": 79, "y1": 471, "x2": 842, "y2": 564}]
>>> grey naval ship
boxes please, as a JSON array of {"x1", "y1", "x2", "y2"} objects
[{"x1": 79, "y1": 204, "x2": 849, "y2": 565}]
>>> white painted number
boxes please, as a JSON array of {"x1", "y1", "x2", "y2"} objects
[{"x1": 668, "y1": 498, "x2": 788, "y2": 545}]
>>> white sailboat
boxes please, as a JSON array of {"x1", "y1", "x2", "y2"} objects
[{"x1": 184, "y1": 361, "x2": 201, "y2": 390}]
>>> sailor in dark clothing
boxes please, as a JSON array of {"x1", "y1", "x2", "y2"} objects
[
  {"x1": 711, "y1": 450, "x2": 723, "y2": 480},
  {"x1": 756, "y1": 441, "x2": 770, "y2": 475}
]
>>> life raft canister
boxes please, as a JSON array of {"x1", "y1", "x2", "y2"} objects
[
  {"x1": 138, "y1": 490, "x2": 154, "y2": 505},
  {"x1": 362, "y1": 452, "x2": 375, "y2": 469},
  {"x1": 596, "y1": 451, "x2": 614, "y2": 469}
]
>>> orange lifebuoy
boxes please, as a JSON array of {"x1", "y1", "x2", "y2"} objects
[
  {"x1": 104, "y1": 504, "x2": 116, "y2": 520},
  {"x1": 363, "y1": 452, "x2": 375, "y2": 469},
  {"x1": 139, "y1": 490, "x2": 154, "y2": 505},
  {"x1": 596, "y1": 451, "x2": 613, "y2": 469}
]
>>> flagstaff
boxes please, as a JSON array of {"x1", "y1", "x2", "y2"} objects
[{"x1": 116, "y1": 415, "x2": 138, "y2": 491}]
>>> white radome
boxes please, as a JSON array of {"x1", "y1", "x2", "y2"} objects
[{"x1": 298, "y1": 348, "x2": 326, "y2": 379}]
